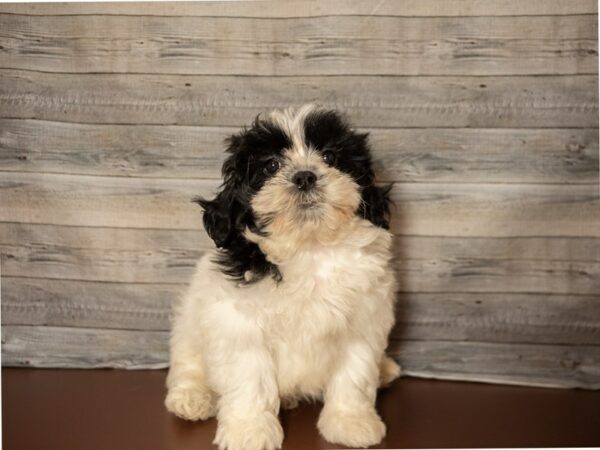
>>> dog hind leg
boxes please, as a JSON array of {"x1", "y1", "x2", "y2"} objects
[{"x1": 379, "y1": 355, "x2": 401, "y2": 386}]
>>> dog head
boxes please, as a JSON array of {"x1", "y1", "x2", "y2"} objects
[{"x1": 195, "y1": 104, "x2": 391, "y2": 282}]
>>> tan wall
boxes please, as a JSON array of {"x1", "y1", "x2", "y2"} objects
[{"x1": 1, "y1": 0, "x2": 598, "y2": 388}]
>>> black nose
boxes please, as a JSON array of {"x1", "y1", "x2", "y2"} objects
[{"x1": 292, "y1": 171, "x2": 317, "y2": 191}]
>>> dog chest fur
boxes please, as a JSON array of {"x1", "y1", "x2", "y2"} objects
[
  {"x1": 166, "y1": 106, "x2": 398, "y2": 449},
  {"x1": 183, "y1": 220, "x2": 394, "y2": 400}
]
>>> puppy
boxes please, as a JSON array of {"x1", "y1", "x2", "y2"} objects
[{"x1": 165, "y1": 104, "x2": 400, "y2": 450}]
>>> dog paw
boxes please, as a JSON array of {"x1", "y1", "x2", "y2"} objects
[
  {"x1": 379, "y1": 355, "x2": 401, "y2": 386},
  {"x1": 165, "y1": 385, "x2": 215, "y2": 421},
  {"x1": 214, "y1": 412, "x2": 283, "y2": 450},
  {"x1": 318, "y1": 406, "x2": 385, "y2": 448}
]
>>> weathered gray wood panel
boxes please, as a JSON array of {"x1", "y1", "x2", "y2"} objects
[
  {"x1": 1, "y1": 325, "x2": 170, "y2": 369},
  {"x1": 0, "y1": 223, "x2": 209, "y2": 284},
  {"x1": 2, "y1": 223, "x2": 599, "y2": 294},
  {"x1": 3, "y1": 325, "x2": 599, "y2": 388},
  {"x1": 1, "y1": 173, "x2": 599, "y2": 237},
  {"x1": 393, "y1": 293, "x2": 600, "y2": 345},
  {"x1": 2, "y1": 278, "x2": 177, "y2": 331},
  {"x1": 1, "y1": 14, "x2": 596, "y2": 75},
  {"x1": 389, "y1": 182, "x2": 599, "y2": 237},
  {"x1": 1, "y1": 70, "x2": 597, "y2": 127},
  {"x1": 0, "y1": 0, "x2": 595, "y2": 17},
  {"x1": 394, "y1": 236, "x2": 600, "y2": 295},
  {"x1": 388, "y1": 340, "x2": 600, "y2": 389},
  {"x1": 0, "y1": 1, "x2": 598, "y2": 388},
  {"x1": 2, "y1": 120, "x2": 598, "y2": 184},
  {"x1": 3, "y1": 278, "x2": 599, "y2": 346}
]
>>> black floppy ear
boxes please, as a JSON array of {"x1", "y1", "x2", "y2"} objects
[
  {"x1": 193, "y1": 134, "x2": 246, "y2": 248},
  {"x1": 193, "y1": 192, "x2": 234, "y2": 248},
  {"x1": 359, "y1": 184, "x2": 392, "y2": 230}
]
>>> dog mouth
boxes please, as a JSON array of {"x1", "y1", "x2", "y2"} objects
[
  {"x1": 296, "y1": 191, "x2": 322, "y2": 209},
  {"x1": 299, "y1": 198, "x2": 319, "y2": 209}
]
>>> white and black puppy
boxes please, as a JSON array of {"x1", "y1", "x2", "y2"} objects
[{"x1": 165, "y1": 104, "x2": 400, "y2": 450}]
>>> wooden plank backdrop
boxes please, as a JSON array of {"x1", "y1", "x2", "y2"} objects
[{"x1": 0, "y1": 0, "x2": 598, "y2": 389}]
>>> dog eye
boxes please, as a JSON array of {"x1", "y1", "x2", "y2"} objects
[
  {"x1": 264, "y1": 159, "x2": 280, "y2": 175},
  {"x1": 322, "y1": 151, "x2": 336, "y2": 165}
]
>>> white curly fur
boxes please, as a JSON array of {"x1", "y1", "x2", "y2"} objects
[{"x1": 165, "y1": 105, "x2": 399, "y2": 450}]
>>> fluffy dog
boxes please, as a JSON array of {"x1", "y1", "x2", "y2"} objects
[{"x1": 165, "y1": 104, "x2": 400, "y2": 449}]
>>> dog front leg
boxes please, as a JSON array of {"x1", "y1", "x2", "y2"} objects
[
  {"x1": 209, "y1": 317, "x2": 283, "y2": 450},
  {"x1": 318, "y1": 341, "x2": 385, "y2": 448}
]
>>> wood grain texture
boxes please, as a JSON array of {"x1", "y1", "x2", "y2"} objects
[
  {"x1": 3, "y1": 325, "x2": 598, "y2": 388},
  {"x1": 0, "y1": 0, "x2": 595, "y2": 17},
  {"x1": 2, "y1": 172, "x2": 599, "y2": 237},
  {"x1": 392, "y1": 293, "x2": 600, "y2": 345},
  {"x1": 1, "y1": 14, "x2": 596, "y2": 76},
  {"x1": 3, "y1": 277, "x2": 599, "y2": 346},
  {"x1": 389, "y1": 340, "x2": 600, "y2": 389},
  {"x1": 2, "y1": 119, "x2": 598, "y2": 184},
  {"x1": 0, "y1": 1, "x2": 598, "y2": 388},
  {"x1": 0, "y1": 172, "x2": 214, "y2": 230},
  {"x1": 394, "y1": 236, "x2": 600, "y2": 295},
  {"x1": 368, "y1": 128, "x2": 600, "y2": 184},
  {"x1": 0, "y1": 223, "x2": 209, "y2": 283},
  {"x1": 2, "y1": 278, "x2": 177, "y2": 331},
  {"x1": 1, "y1": 325, "x2": 169, "y2": 369},
  {"x1": 1, "y1": 70, "x2": 597, "y2": 127},
  {"x1": 390, "y1": 182, "x2": 600, "y2": 237},
  {"x1": 2, "y1": 223, "x2": 598, "y2": 294},
  {"x1": 1, "y1": 172, "x2": 599, "y2": 237}
]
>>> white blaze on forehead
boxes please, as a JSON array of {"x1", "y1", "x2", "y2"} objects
[
  {"x1": 267, "y1": 104, "x2": 324, "y2": 157},
  {"x1": 283, "y1": 146, "x2": 325, "y2": 175}
]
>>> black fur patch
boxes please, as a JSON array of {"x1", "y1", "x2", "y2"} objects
[
  {"x1": 358, "y1": 184, "x2": 392, "y2": 230},
  {"x1": 304, "y1": 109, "x2": 391, "y2": 229},
  {"x1": 223, "y1": 118, "x2": 292, "y2": 192},
  {"x1": 194, "y1": 117, "x2": 289, "y2": 283}
]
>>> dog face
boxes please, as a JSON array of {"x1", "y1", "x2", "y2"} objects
[{"x1": 196, "y1": 104, "x2": 391, "y2": 282}]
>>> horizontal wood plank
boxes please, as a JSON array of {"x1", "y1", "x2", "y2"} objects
[
  {"x1": 0, "y1": 0, "x2": 595, "y2": 17},
  {"x1": 1, "y1": 172, "x2": 598, "y2": 237},
  {"x1": 1, "y1": 278, "x2": 177, "y2": 331},
  {"x1": 1, "y1": 15, "x2": 596, "y2": 76},
  {"x1": 1, "y1": 223, "x2": 599, "y2": 294},
  {"x1": 390, "y1": 182, "x2": 600, "y2": 237},
  {"x1": 1, "y1": 70, "x2": 596, "y2": 128},
  {"x1": 0, "y1": 223, "x2": 210, "y2": 284},
  {"x1": 3, "y1": 277, "x2": 599, "y2": 346},
  {"x1": 1, "y1": 325, "x2": 169, "y2": 368},
  {"x1": 0, "y1": 119, "x2": 232, "y2": 180},
  {"x1": 3, "y1": 325, "x2": 598, "y2": 388},
  {"x1": 389, "y1": 340, "x2": 600, "y2": 389},
  {"x1": 1, "y1": 119, "x2": 598, "y2": 184},
  {"x1": 1, "y1": 0, "x2": 598, "y2": 387},
  {"x1": 392, "y1": 292, "x2": 600, "y2": 345},
  {"x1": 394, "y1": 236, "x2": 600, "y2": 295},
  {"x1": 0, "y1": 172, "x2": 215, "y2": 230}
]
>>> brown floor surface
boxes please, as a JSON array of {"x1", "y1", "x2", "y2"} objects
[{"x1": 2, "y1": 368, "x2": 599, "y2": 450}]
